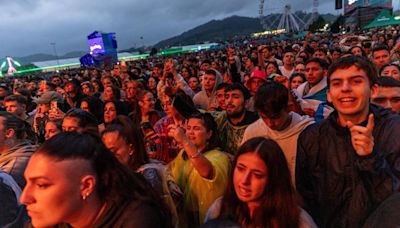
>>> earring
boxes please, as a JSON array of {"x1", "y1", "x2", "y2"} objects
[
  {"x1": 129, "y1": 144, "x2": 134, "y2": 156},
  {"x1": 82, "y1": 192, "x2": 90, "y2": 200}
]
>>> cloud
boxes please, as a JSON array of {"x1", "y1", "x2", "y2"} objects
[{"x1": 0, "y1": 0, "x2": 337, "y2": 57}]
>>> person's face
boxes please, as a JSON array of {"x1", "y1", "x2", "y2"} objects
[
  {"x1": 310, "y1": 41, "x2": 318, "y2": 49},
  {"x1": 103, "y1": 86, "x2": 115, "y2": 101},
  {"x1": 233, "y1": 152, "x2": 268, "y2": 209},
  {"x1": 290, "y1": 75, "x2": 305, "y2": 89},
  {"x1": 305, "y1": 62, "x2": 325, "y2": 86},
  {"x1": 203, "y1": 74, "x2": 216, "y2": 91},
  {"x1": 262, "y1": 48, "x2": 270, "y2": 58},
  {"x1": 104, "y1": 102, "x2": 117, "y2": 124},
  {"x1": 216, "y1": 89, "x2": 226, "y2": 110},
  {"x1": 64, "y1": 84, "x2": 75, "y2": 95},
  {"x1": 327, "y1": 65, "x2": 373, "y2": 120},
  {"x1": 371, "y1": 86, "x2": 400, "y2": 114},
  {"x1": 259, "y1": 111, "x2": 290, "y2": 131},
  {"x1": 38, "y1": 103, "x2": 51, "y2": 114},
  {"x1": 148, "y1": 77, "x2": 157, "y2": 90},
  {"x1": 332, "y1": 51, "x2": 342, "y2": 62},
  {"x1": 373, "y1": 49, "x2": 390, "y2": 69},
  {"x1": 51, "y1": 78, "x2": 62, "y2": 86},
  {"x1": 388, "y1": 39, "x2": 394, "y2": 47},
  {"x1": 181, "y1": 68, "x2": 189, "y2": 79},
  {"x1": 102, "y1": 78, "x2": 113, "y2": 88},
  {"x1": 153, "y1": 67, "x2": 162, "y2": 77},
  {"x1": 91, "y1": 82, "x2": 100, "y2": 92},
  {"x1": 186, "y1": 118, "x2": 211, "y2": 149},
  {"x1": 188, "y1": 77, "x2": 199, "y2": 91},
  {"x1": 381, "y1": 65, "x2": 400, "y2": 80},
  {"x1": 80, "y1": 101, "x2": 90, "y2": 113},
  {"x1": 225, "y1": 89, "x2": 245, "y2": 117},
  {"x1": 313, "y1": 50, "x2": 326, "y2": 59},
  {"x1": 102, "y1": 131, "x2": 132, "y2": 165},
  {"x1": 28, "y1": 82, "x2": 37, "y2": 91},
  {"x1": 265, "y1": 63, "x2": 277, "y2": 76},
  {"x1": 45, "y1": 122, "x2": 61, "y2": 141},
  {"x1": 139, "y1": 92, "x2": 155, "y2": 112},
  {"x1": 211, "y1": 62, "x2": 219, "y2": 70},
  {"x1": 81, "y1": 84, "x2": 92, "y2": 95},
  {"x1": 62, "y1": 117, "x2": 81, "y2": 132},
  {"x1": 249, "y1": 78, "x2": 265, "y2": 95},
  {"x1": 4, "y1": 101, "x2": 25, "y2": 116},
  {"x1": 283, "y1": 52, "x2": 295, "y2": 66},
  {"x1": 351, "y1": 47, "x2": 363, "y2": 57},
  {"x1": 200, "y1": 63, "x2": 210, "y2": 72},
  {"x1": 294, "y1": 63, "x2": 306, "y2": 73},
  {"x1": 126, "y1": 82, "x2": 138, "y2": 99},
  {"x1": 161, "y1": 96, "x2": 177, "y2": 117},
  {"x1": 20, "y1": 154, "x2": 93, "y2": 227},
  {"x1": 245, "y1": 58, "x2": 254, "y2": 69}
]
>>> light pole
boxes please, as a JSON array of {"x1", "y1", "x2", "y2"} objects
[{"x1": 50, "y1": 42, "x2": 60, "y2": 67}]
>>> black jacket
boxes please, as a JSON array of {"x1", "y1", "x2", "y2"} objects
[{"x1": 296, "y1": 105, "x2": 400, "y2": 228}]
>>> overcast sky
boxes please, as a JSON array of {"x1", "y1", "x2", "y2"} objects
[{"x1": 0, "y1": 0, "x2": 360, "y2": 56}]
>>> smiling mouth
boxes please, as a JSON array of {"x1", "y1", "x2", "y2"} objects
[{"x1": 339, "y1": 97, "x2": 356, "y2": 103}]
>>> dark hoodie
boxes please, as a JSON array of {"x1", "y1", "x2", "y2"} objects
[{"x1": 296, "y1": 104, "x2": 400, "y2": 228}]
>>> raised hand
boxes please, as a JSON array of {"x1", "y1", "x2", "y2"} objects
[
  {"x1": 347, "y1": 114, "x2": 375, "y2": 156},
  {"x1": 167, "y1": 124, "x2": 187, "y2": 144}
]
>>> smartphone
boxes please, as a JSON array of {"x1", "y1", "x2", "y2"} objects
[{"x1": 51, "y1": 100, "x2": 58, "y2": 112}]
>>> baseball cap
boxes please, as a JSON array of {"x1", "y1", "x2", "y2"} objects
[
  {"x1": 247, "y1": 70, "x2": 267, "y2": 86},
  {"x1": 33, "y1": 91, "x2": 64, "y2": 104}
]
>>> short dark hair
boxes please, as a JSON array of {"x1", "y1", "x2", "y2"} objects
[
  {"x1": 254, "y1": 82, "x2": 288, "y2": 118},
  {"x1": 225, "y1": 83, "x2": 251, "y2": 100},
  {"x1": 314, "y1": 47, "x2": 327, "y2": 54},
  {"x1": 201, "y1": 60, "x2": 212, "y2": 65},
  {"x1": 216, "y1": 83, "x2": 229, "y2": 92},
  {"x1": 327, "y1": 56, "x2": 378, "y2": 88},
  {"x1": 0, "y1": 112, "x2": 30, "y2": 140},
  {"x1": 4, "y1": 95, "x2": 28, "y2": 106},
  {"x1": 372, "y1": 44, "x2": 390, "y2": 56},
  {"x1": 64, "y1": 108, "x2": 99, "y2": 134},
  {"x1": 306, "y1": 57, "x2": 328, "y2": 70},
  {"x1": 376, "y1": 76, "x2": 400, "y2": 87},
  {"x1": 205, "y1": 69, "x2": 217, "y2": 77}
]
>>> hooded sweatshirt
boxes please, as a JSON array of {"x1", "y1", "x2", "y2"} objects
[
  {"x1": 0, "y1": 141, "x2": 37, "y2": 188},
  {"x1": 193, "y1": 70, "x2": 223, "y2": 110},
  {"x1": 241, "y1": 112, "x2": 314, "y2": 184}
]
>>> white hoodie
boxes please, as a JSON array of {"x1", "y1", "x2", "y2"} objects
[{"x1": 241, "y1": 112, "x2": 314, "y2": 184}]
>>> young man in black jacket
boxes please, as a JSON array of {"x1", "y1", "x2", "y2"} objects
[{"x1": 296, "y1": 56, "x2": 400, "y2": 227}]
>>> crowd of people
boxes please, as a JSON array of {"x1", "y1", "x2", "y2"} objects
[{"x1": 0, "y1": 26, "x2": 400, "y2": 227}]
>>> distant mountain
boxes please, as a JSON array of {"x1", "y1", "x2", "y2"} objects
[
  {"x1": 154, "y1": 16, "x2": 263, "y2": 48},
  {"x1": 153, "y1": 13, "x2": 338, "y2": 49},
  {"x1": 63, "y1": 51, "x2": 87, "y2": 58}
]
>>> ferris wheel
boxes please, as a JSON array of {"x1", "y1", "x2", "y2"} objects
[{"x1": 259, "y1": 0, "x2": 319, "y2": 32}]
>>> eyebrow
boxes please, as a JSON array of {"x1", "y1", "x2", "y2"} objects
[
  {"x1": 330, "y1": 75, "x2": 366, "y2": 81},
  {"x1": 26, "y1": 176, "x2": 51, "y2": 182}
]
